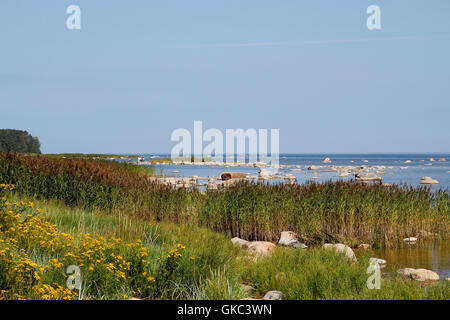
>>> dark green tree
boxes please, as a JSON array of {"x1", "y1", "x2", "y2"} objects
[{"x1": 0, "y1": 129, "x2": 41, "y2": 153}]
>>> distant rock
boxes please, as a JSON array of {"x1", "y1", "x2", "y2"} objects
[
  {"x1": 263, "y1": 291, "x2": 282, "y2": 300},
  {"x1": 403, "y1": 237, "x2": 417, "y2": 244},
  {"x1": 323, "y1": 243, "x2": 357, "y2": 262},
  {"x1": 429, "y1": 158, "x2": 435, "y2": 162},
  {"x1": 420, "y1": 177, "x2": 439, "y2": 185},
  {"x1": 400, "y1": 166, "x2": 408, "y2": 170},
  {"x1": 438, "y1": 158, "x2": 446, "y2": 162},
  {"x1": 253, "y1": 162, "x2": 266, "y2": 168},
  {"x1": 284, "y1": 173, "x2": 296, "y2": 179},
  {"x1": 397, "y1": 268, "x2": 440, "y2": 281},
  {"x1": 355, "y1": 172, "x2": 382, "y2": 182},
  {"x1": 220, "y1": 172, "x2": 248, "y2": 181},
  {"x1": 307, "y1": 165, "x2": 320, "y2": 170},
  {"x1": 323, "y1": 157, "x2": 332, "y2": 163},
  {"x1": 404, "y1": 160, "x2": 412, "y2": 164}
]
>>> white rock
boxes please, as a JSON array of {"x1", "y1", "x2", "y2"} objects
[
  {"x1": 323, "y1": 243, "x2": 357, "y2": 261},
  {"x1": 263, "y1": 291, "x2": 282, "y2": 300},
  {"x1": 355, "y1": 173, "x2": 382, "y2": 181},
  {"x1": 278, "y1": 231, "x2": 299, "y2": 247},
  {"x1": 403, "y1": 237, "x2": 417, "y2": 244},
  {"x1": 420, "y1": 177, "x2": 439, "y2": 185},
  {"x1": 323, "y1": 157, "x2": 332, "y2": 163},
  {"x1": 246, "y1": 241, "x2": 276, "y2": 256},
  {"x1": 397, "y1": 268, "x2": 440, "y2": 281},
  {"x1": 231, "y1": 237, "x2": 250, "y2": 248}
]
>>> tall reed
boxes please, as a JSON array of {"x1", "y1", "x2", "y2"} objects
[{"x1": 0, "y1": 153, "x2": 448, "y2": 247}]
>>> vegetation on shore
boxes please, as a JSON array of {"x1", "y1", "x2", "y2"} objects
[
  {"x1": 1, "y1": 186, "x2": 448, "y2": 300},
  {"x1": 1, "y1": 153, "x2": 448, "y2": 248},
  {"x1": 46, "y1": 153, "x2": 139, "y2": 159},
  {"x1": 0, "y1": 130, "x2": 41, "y2": 154}
]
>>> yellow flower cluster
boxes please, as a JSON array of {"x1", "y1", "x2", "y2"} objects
[
  {"x1": 167, "y1": 243, "x2": 186, "y2": 259},
  {"x1": 35, "y1": 284, "x2": 77, "y2": 300},
  {"x1": 0, "y1": 184, "x2": 15, "y2": 191},
  {"x1": 0, "y1": 184, "x2": 158, "y2": 300}
]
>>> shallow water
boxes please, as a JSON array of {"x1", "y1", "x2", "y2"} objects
[
  {"x1": 371, "y1": 241, "x2": 450, "y2": 279},
  {"x1": 122, "y1": 153, "x2": 450, "y2": 189}
]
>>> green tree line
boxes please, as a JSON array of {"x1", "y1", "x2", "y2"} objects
[{"x1": 0, "y1": 129, "x2": 41, "y2": 153}]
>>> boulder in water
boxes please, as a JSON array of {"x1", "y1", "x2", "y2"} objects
[
  {"x1": 220, "y1": 172, "x2": 248, "y2": 181},
  {"x1": 355, "y1": 172, "x2": 382, "y2": 181},
  {"x1": 420, "y1": 177, "x2": 439, "y2": 185}
]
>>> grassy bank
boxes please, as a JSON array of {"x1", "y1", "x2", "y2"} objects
[
  {"x1": 1, "y1": 186, "x2": 448, "y2": 300},
  {"x1": 0, "y1": 153, "x2": 448, "y2": 247}
]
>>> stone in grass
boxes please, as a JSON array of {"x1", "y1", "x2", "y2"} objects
[
  {"x1": 397, "y1": 268, "x2": 440, "y2": 281},
  {"x1": 263, "y1": 291, "x2": 283, "y2": 300},
  {"x1": 246, "y1": 241, "x2": 276, "y2": 256},
  {"x1": 323, "y1": 243, "x2": 357, "y2": 262},
  {"x1": 231, "y1": 238, "x2": 276, "y2": 256},
  {"x1": 231, "y1": 237, "x2": 250, "y2": 248},
  {"x1": 278, "y1": 231, "x2": 307, "y2": 249},
  {"x1": 357, "y1": 244, "x2": 371, "y2": 249}
]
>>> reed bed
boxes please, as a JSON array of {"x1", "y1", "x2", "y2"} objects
[{"x1": 0, "y1": 153, "x2": 448, "y2": 247}]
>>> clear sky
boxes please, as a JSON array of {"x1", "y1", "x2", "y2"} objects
[{"x1": 1, "y1": 0, "x2": 449, "y2": 154}]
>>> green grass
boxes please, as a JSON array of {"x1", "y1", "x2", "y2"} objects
[
  {"x1": 242, "y1": 247, "x2": 449, "y2": 300},
  {"x1": 3, "y1": 192, "x2": 448, "y2": 300}
]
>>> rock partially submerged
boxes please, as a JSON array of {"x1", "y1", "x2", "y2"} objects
[
  {"x1": 220, "y1": 172, "x2": 248, "y2": 181},
  {"x1": 420, "y1": 177, "x2": 439, "y2": 185},
  {"x1": 323, "y1": 243, "x2": 357, "y2": 262},
  {"x1": 397, "y1": 268, "x2": 440, "y2": 281},
  {"x1": 355, "y1": 172, "x2": 382, "y2": 182},
  {"x1": 403, "y1": 237, "x2": 417, "y2": 244},
  {"x1": 323, "y1": 157, "x2": 332, "y2": 163}
]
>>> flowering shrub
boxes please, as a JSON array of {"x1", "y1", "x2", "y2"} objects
[{"x1": 0, "y1": 184, "x2": 182, "y2": 300}]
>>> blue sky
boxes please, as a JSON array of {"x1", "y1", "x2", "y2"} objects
[{"x1": 1, "y1": 0, "x2": 449, "y2": 154}]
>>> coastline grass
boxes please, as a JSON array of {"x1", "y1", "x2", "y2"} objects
[
  {"x1": 2, "y1": 190, "x2": 448, "y2": 300},
  {"x1": 0, "y1": 153, "x2": 448, "y2": 247}
]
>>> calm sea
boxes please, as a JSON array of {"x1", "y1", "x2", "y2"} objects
[{"x1": 125, "y1": 153, "x2": 450, "y2": 189}]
